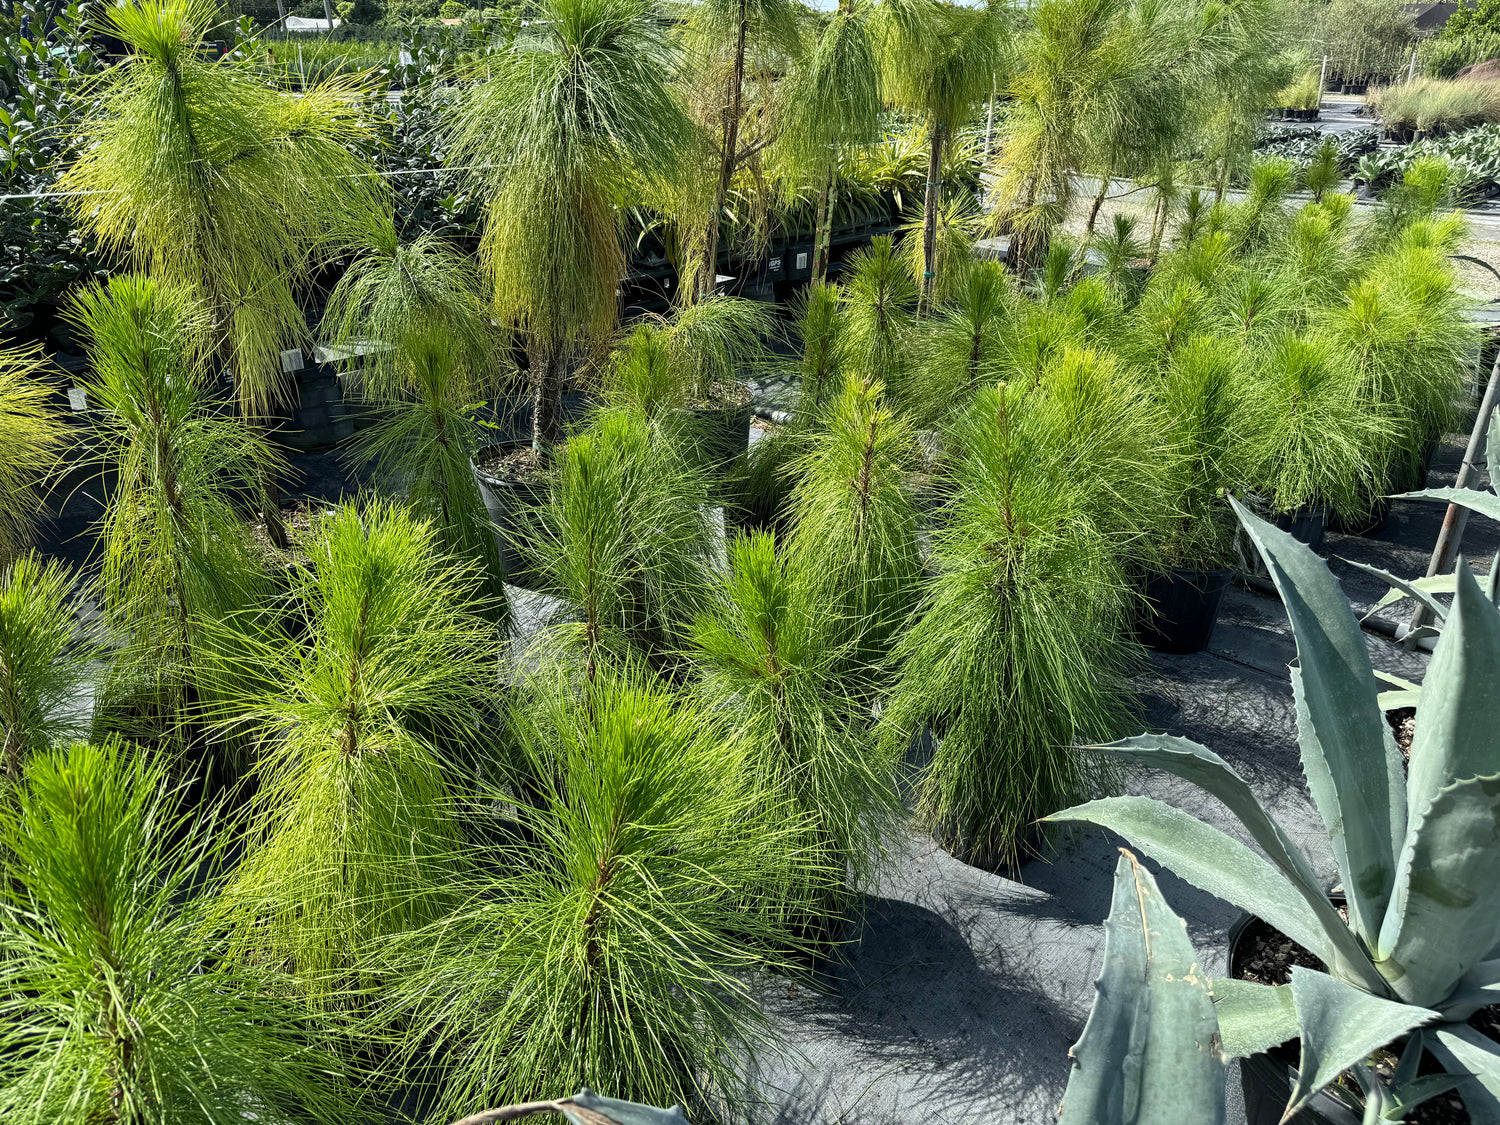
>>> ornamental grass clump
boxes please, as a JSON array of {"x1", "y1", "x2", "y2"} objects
[
  {"x1": 377, "y1": 670, "x2": 820, "y2": 1118},
  {"x1": 0, "y1": 344, "x2": 67, "y2": 569},
  {"x1": 691, "y1": 532, "x2": 899, "y2": 925},
  {"x1": 0, "y1": 554, "x2": 92, "y2": 784},
  {"x1": 210, "y1": 500, "x2": 497, "y2": 999},
  {"x1": 70, "y1": 276, "x2": 275, "y2": 751},
  {"x1": 0, "y1": 740, "x2": 356, "y2": 1125},
  {"x1": 322, "y1": 224, "x2": 507, "y2": 613},
  {"x1": 882, "y1": 374, "x2": 1141, "y2": 869}
]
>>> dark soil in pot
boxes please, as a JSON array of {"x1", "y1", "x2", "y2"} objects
[
  {"x1": 1230, "y1": 911, "x2": 1500, "y2": 1124},
  {"x1": 1136, "y1": 565, "x2": 1232, "y2": 654},
  {"x1": 472, "y1": 442, "x2": 551, "y2": 592},
  {"x1": 680, "y1": 380, "x2": 754, "y2": 479}
]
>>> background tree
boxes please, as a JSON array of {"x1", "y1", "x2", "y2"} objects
[
  {"x1": 59, "y1": 0, "x2": 385, "y2": 546},
  {"x1": 773, "y1": 0, "x2": 882, "y2": 286},
  {"x1": 682, "y1": 0, "x2": 802, "y2": 300},
  {"x1": 875, "y1": 0, "x2": 1006, "y2": 310},
  {"x1": 449, "y1": 0, "x2": 693, "y2": 450}
]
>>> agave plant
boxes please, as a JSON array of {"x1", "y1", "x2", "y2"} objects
[
  {"x1": 1050, "y1": 501, "x2": 1500, "y2": 1121},
  {"x1": 0, "y1": 740, "x2": 356, "y2": 1125},
  {"x1": 0, "y1": 344, "x2": 67, "y2": 569},
  {"x1": 1058, "y1": 851, "x2": 1226, "y2": 1124},
  {"x1": 322, "y1": 224, "x2": 507, "y2": 611},
  {"x1": 376, "y1": 670, "x2": 818, "y2": 1118},
  {"x1": 70, "y1": 275, "x2": 274, "y2": 751},
  {"x1": 209, "y1": 500, "x2": 497, "y2": 999},
  {"x1": 0, "y1": 555, "x2": 91, "y2": 784}
]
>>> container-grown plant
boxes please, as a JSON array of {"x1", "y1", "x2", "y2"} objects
[
  {"x1": 0, "y1": 554, "x2": 92, "y2": 785},
  {"x1": 448, "y1": 0, "x2": 693, "y2": 454},
  {"x1": 0, "y1": 343, "x2": 67, "y2": 570},
  {"x1": 70, "y1": 275, "x2": 276, "y2": 755},
  {"x1": 1050, "y1": 501, "x2": 1500, "y2": 1123},
  {"x1": 59, "y1": 0, "x2": 385, "y2": 547},
  {"x1": 374, "y1": 670, "x2": 818, "y2": 1120},
  {"x1": 208, "y1": 500, "x2": 497, "y2": 1002},
  {"x1": 0, "y1": 739, "x2": 358, "y2": 1125},
  {"x1": 321, "y1": 223, "x2": 508, "y2": 612}
]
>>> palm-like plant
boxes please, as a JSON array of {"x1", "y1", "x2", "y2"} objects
[
  {"x1": 692, "y1": 531, "x2": 898, "y2": 923},
  {"x1": 775, "y1": 0, "x2": 883, "y2": 285},
  {"x1": 322, "y1": 224, "x2": 507, "y2": 611},
  {"x1": 377, "y1": 671, "x2": 817, "y2": 1118},
  {"x1": 71, "y1": 276, "x2": 274, "y2": 750},
  {"x1": 0, "y1": 555, "x2": 91, "y2": 784},
  {"x1": 210, "y1": 500, "x2": 497, "y2": 999},
  {"x1": 875, "y1": 0, "x2": 1007, "y2": 309},
  {"x1": 449, "y1": 0, "x2": 693, "y2": 449},
  {"x1": 0, "y1": 740, "x2": 356, "y2": 1125},
  {"x1": 0, "y1": 344, "x2": 67, "y2": 569},
  {"x1": 59, "y1": 0, "x2": 384, "y2": 543}
]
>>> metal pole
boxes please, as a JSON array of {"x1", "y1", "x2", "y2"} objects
[
  {"x1": 1405, "y1": 350, "x2": 1500, "y2": 640},
  {"x1": 1318, "y1": 54, "x2": 1328, "y2": 108},
  {"x1": 1407, "y1": 49, "x2": 1417, "y2": 84},
  {"x1": 984, "y1": 73, "x2": 997, "y2": 159}
]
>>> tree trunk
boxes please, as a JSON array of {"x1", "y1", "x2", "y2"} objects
[
  {"x1": 700, "y1": 0, "x2": 750, "y2": 302},
  {"x1": 811, "y1": 164, "x2": 835, "y2": 284},
  {"x1": 1147, "y1": 193, "x2": 1168, "y2": 266},
  {"x1": 275, "y1": 0, "x2": 288, "y2": 29},
  {"x1": 530, "y1": 342, "x2": 564, "y2": 452},
  {"x1": 919, "y1": 122, "x2": 946, "y2": 313},
  {"x1": 322, "y1": 0, "x2": 335, "y2": 26},
  {"x1": 1085, "y1": 175, "x2": 1109, "y2": 235}
]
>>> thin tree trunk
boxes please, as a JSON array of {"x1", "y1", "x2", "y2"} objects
[
  {"x1": 811, "y1": 163, "x2": 835, "y2": 284},
  {"x1": 701, "y1": 0, "x2": 750, "y2": 302},
  {"x1": 1147, "y1": 193, "x2": 1167, "y2": 265},
  {"x1": 529, "y1": 343, "x2": 564, "y2": 451},
  {"x1": 919, "y1": 122, "x2": 946, "y2": 313},
  {"x1": 1085, "y1": 175, "x2": 1109, "y2": 235},
  {"x1": 322, "y1": 0, "x2": 335, "y2": 26}
]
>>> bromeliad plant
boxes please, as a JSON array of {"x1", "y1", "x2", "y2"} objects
[
  {"x1": 1051, "y1": 500, "x2": 1500, "y2": 1121},
  {"x1": 0, "y1": 740, "x2": 356, "y2": 1125},
  {"x1": 210, "y1": 500, "x2": 497, "y2": 1000}
]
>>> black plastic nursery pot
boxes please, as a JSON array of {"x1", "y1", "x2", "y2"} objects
[
  {"x1": 472, "y1": 442, "x2": 550, "y2": 592},
  {"x1": 268, "y1": 360, "x2": 355, "y2": 452},
  {"x1": 1136, "y1": 566, "x2": 1232, "y2": 655},
  {"x1": 1330, "y1": 436, "x2": 1440, "y2": 537},
  {"x1": 1229, "y1": 913, "x2": 1363, "y2": 1125},
  {"x1": 681, "y1": 384, "x2": 754, "y2": 478},
  {"x1": 1273, "y1": 504, "x2": 1329, "y2": 550}
]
